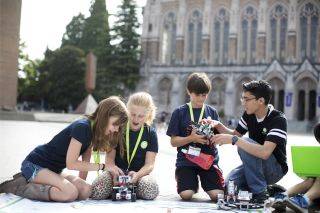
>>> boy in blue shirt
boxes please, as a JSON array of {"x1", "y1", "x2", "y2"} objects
[{"x1": 166, "y1": 72, "x2": 224, "y2": 201}]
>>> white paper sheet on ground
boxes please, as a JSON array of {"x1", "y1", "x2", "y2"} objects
[
  {"x1": 0, "y1": 193, "x2": 24, "y2": 209},
  {"x1": 0, "y1": 193, "x2": 252, "y2": 213}
]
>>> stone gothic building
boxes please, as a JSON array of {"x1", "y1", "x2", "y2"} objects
[{"x1": 139, "y1": 0, "x2": 320, "y2": 123}]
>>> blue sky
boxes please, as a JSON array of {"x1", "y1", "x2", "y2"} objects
[{"x1": 20, "y1": 0, "x2": 146, "y2": 60}]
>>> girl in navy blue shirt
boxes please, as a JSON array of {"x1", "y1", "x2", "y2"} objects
[{"x1": 0, "y1": 97, "x2": 128, "y2": 202}]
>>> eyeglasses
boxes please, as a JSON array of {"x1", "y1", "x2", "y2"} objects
[{"x1": 240, "y1": 97, "x2": 256, "y2": 103}]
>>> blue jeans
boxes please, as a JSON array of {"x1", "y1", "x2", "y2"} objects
[
  {"x1": 226, "y1": 137, "x2": 284, "y2": 194},
  {"x1": 21, "y1": 160, "x2": 44, "y2": 182}
]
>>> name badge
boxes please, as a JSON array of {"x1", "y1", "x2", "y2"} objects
[{"x1": 188, "y1": 146, "x2": 201, "y2": 156}]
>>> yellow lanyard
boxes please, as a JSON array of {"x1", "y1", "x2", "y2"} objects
[
  {"x1": 91, "y1": 120, "x2": 100, "y2": 175},
  {"x1": 187, "y1": 102, "x2": 205, "y2": 123},
  {"x1": 126, "y1": 121, "x2": 144, "y2": 170}
]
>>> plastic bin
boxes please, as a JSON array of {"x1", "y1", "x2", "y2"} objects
[{"x1": 291, "y1": 146, "x2": 320, "y2": 177}]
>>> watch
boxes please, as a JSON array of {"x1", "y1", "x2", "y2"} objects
[{"x1": 231, "y1": 135, "x2": 239, "y2": 145}]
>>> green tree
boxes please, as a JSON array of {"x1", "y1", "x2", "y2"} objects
[
  {"x1": 112, "y1": 0, "x2": 141, "y2": 93},
  {"x1": 38, "y1": 46, "x2": 86, "y2": 111},
  {"x1": 18, "y1": 41, "x2": 42, "y2": 104},
  {"x1": 80, "y1": 0, "x2": 121, "y2": 100},
  {"x1": 80, "y1": 0, "x2": 111, "y2": 57},
  {"x1": 61, "y1": 13, "x2": 86, "y2": 47},
  {"x1": 18, "y1": 59, "x2": 42, "y2": 102},
  {"x1": 59, "y1": 0, "x2": 141, "y2": 101}
]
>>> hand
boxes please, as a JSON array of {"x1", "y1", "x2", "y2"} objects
[
  {"x1": 106, "y1": 164, "x2": 124, "y2": 185},
  {"x1": 128, "y1": 171, "x2": 139, "y2": 184},
  {"x1": 200, "y1": 118, "x2": 220, "y2": 128},
  {"x1": 107, "y1": 165, "x2": 124, "y2": 176},
  {"x1": 201, "y1": 118, "x2": 226, "y2": 134},
  {"x1": 189, "y1": 128, "x2": 208, "y2": 145},
  {"x1": 211, "y1": 134, "x2": 233, "y2": 146}
]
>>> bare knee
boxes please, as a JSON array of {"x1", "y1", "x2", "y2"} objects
[
  {"x1": 68, "y1": 177, "x2": 92, "y2": 200},
  {"x1": 179, "y1": 190, "x2": 194, "y2": 200},
  {"x1": 207, "y1": 190, "x2": 224, "y2": 202},
  {"x1": 60, "y1": 184, "x2": 78, "y2": 202},
  {"x1": 305, "y1": 178, "x2": 316, "y2": 187},
  {"x1": 78, "y1": 183, "x2": 92, "y2": 200}
]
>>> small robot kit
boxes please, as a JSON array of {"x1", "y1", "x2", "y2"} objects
[
  {"x1": 190, "y1": 121, "x2": 215, "y2": 139},
  {"x1": 217, "y1": 181, "x2": 265, "y2": 211},
  {"x1": 183, "y1": 121, "x2": 216, "y2": 169},
  {"x1": 112, "y1": 175, "x2": 137, "y2": 202}
]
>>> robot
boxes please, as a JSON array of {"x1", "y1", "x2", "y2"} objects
[
  {"x1": 217, "y1": 181, "x2": 265, "y2": 211},
  {"x1": 226, "y1": 180, "x2": 237, "y2": 203},
  {"x1": 190, "y1": 121, "x2": 215, "y2": 139},
  {"x1": 112, "y1": 175, "x2": 137, "y2": 202},
  {"x1": 236, "y1": 190, "x2": 253, "y2": 210}
]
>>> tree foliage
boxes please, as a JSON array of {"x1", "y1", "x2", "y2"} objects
[
  {"x1": 81, "y1": 0, "x2": 121, "y2": 100},
  {"x1": 112, "y1": 0, "x2": 141, "y2": 93},
  {"x1": 37, "y1": 46, "x2": 86, "y2": 111},
  {"x1": 18, "y1": 0, "x2": 143, "y2": 110},
  {"x1": 61, "y1": 0, "x2": 120, "y2": 100},
  {"x1": 18, "y1": 42, "x2": 42, "y2": 103},
  {"x1": 80, "y1": 0, "x2": 111, "y2": 58},
  {"x1": 61, "y1": 13, "x2": 86, "y2": 48}
]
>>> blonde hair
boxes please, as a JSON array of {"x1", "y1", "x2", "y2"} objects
[
  {"x1": 127, "y1": 92, "x2": 156, "y2": 126},
  {"x1": 86, "y1": 96, "x2": 128, "y2": 153}
]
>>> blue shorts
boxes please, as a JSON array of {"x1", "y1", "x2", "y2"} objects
[{"x1": 21, "y1": 160, "x2": 44, "y2": 182}]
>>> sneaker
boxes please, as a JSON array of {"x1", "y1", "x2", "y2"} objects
[
  {"x1": 272, "y1": 193, "x2": 287, "y2": 212},
  {"x1": 251, "y1": 190, "x2": 269, "y2": 204},
  {"x1": 267, "y1": 184, "x2": 286, "y2": 197},
  {"x1": 285, "y1": 194, "x2": 308, "y2": 213}
]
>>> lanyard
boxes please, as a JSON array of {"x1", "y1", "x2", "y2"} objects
[
  {"x1": 126, "y1": 121, "x2": 144, "y2": 170},
  {"x1": 187, "y1": 102, "x2": 205, "y2": 123},
  {"x1": 91, "y1": 120, "x2": 100, "y2": 175}
]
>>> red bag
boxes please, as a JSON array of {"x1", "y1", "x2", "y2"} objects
[{"x1": 182, "y1": 149, "x2": 214, "y2": 170}]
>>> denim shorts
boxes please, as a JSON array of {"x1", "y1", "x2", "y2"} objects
[{"x1": 21, "y1": 160, "x2": 44, "y2": 182}]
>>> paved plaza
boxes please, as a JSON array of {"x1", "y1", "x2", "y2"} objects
[{"x1": 0, "y1": 120, "x2": 317, "y2": 212}]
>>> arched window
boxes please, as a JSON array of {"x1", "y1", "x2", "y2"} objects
[
  {"x1": 187, "y1": 10, "x2": 203, "y2": 65},
  {"x1": 235, "y1": 77, "x2": 253, "y2": 116},
  {"x1": 296, "y1": 77, "x2": 317, "y2": 121},
  {"x1": 300, "y1": 2, "x2": 319, "y2": 62},
  {"x1": 269, "y1": 4, "x2": 288, "y2": 62},
  {"x1": 210, "y1": 77, "x2": 226, "y2": 108},
  {"x1": 161, "y1": 12, "x2": 177, "y2": 64},
  {"x1": 269, "y1": 77, "x2": 285, "y2": 112},
  {"x1": 212, "y1": 8, "x2": 230, "y2": 65},
  {"x1": 241, "y1": 6, "x2": 258, "y2": 64},
  {"x1": 158, "y1": 77, "x2": 172, "y2": 108}
]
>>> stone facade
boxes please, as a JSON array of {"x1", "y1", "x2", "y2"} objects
[
  {"x1": 139, "y1": 0, "x2": 320, "y2": 122},
  {"x1": 0, "y1": 0, "x2": 21, "y2": 110}
]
